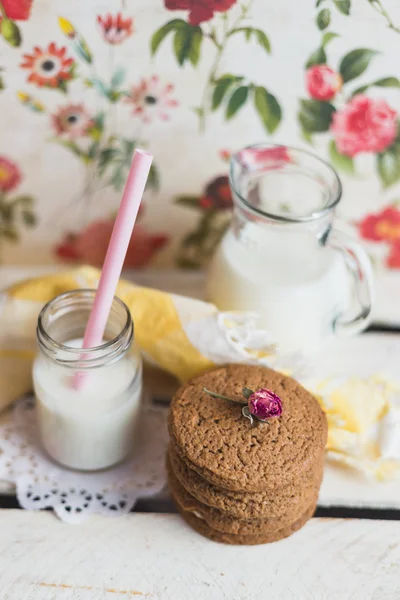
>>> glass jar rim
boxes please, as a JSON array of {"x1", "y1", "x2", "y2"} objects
[
  {"x1": 37, "y1": 289, "x2": 133, "y2": 367},
  {"x1": 229, "y1": 143, "x2": 342, "y2": 224}
]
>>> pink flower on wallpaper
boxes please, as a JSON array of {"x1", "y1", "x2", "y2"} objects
[
  {"x1": 51, "y1": 104, "x2": 94, "y2": 138},
  {"x1": 358, "y1": 207, "x2": 400, "y2": 243},
  {"x1": 219, "y1": 149, "x2": 231, "y2": 162},
  {"x1": 2, "y1": 0, "x2": 33, "y2": 20},
  {"x1": 20, "y1": 42, "x2": 75, "y2": 88},
  {"x1": 331, "y1": 95, "x2": 397, "y2": 157},
  {"x1": 0, "y1": 156, "x2": 21, "y2": 192},
  {"x1": 125, "y1": 76, "x2": 178, "y2": 123},
  {"x1": 97, "y1": 13, "x2": 134, "y2": 45},
  {"x1": 165, "y1": 0, "x2": 237, "y2": 25},
  {"x1": 237, "y1": 145, "x2": 291, "y2": 169},
  {"x1": 55, "y1": 220, "x2": 169, "y2": 268},
  {"x1": 306, "y1": 65, "x2": 342, "y2": 102}
]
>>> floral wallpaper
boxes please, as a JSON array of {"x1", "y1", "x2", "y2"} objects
[{"x1": 1, "y1": 0, "x2": 400, "y2": 283}]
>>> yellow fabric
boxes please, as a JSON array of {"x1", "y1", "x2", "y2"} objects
[
  {"x1": 0, "y1": 266, "x2": 215, "y2": 413},
  {"x1": 309, "y1": 376, "x2": 400, "y2": 481}
]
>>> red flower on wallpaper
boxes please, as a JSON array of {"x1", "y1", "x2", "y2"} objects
[
  {"x1": 237, "y1": 145, "x2": 291, "y2": 169},
  {"x1": 51, "y1": 103, "x2": 94, "y2": 138},
  {"x1": 165, "y1": 0, "x2": 237, "y2": 25},
  {"x1": 2, "y1": 0, "x2": 33, "y2": 20},
  {"x1": 387, "y1": 241, "x2": 400, "y2": 269},
  {"x1": 125, "y1": 76, "x2": 178, "y2": 123},
  {"x1": 331, "y1": 95, "x2": 397, "y2": 158},
  {"x1": 97, "y1": 13, "x2": 133, "y2": 45},
  {"x1": 358, "y1": 206, "x2": 400, "y2": 270},
  {"x1": 358, "y1": 207, "x2": 400, "y2": 243},
  {"x1": 306, "y1": 65, "x2": 342, "y2": 102},
  {"x1": 55, "y1": 219, "x2": 169, "y2": 268},
  {"x1": 199, "y1": 175, "x2": 232, "y2": 210},
  {"x1": 20, "y1": 42, "x2": 75, "y2": 88},
  {"x1": 0, "y1": 156, "x2": 21, "y2": 192}
]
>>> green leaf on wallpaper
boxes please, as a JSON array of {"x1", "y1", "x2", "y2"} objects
[
  {"x1": 300, "y1": 126, "x2": 313, "y2": 144},
  {"x1": 230, "y1": 27, "x2": 271, "y2": 54},
  {"x1": 98, "y1": 148, "x2": 119, "y2": 175},
  {"x1": 170, "y1": 22, "x2": 203, "y2": 67},
  {"x1": 111, "y1": 68, "x2": 126, "y2": 89},
  {"x1": 12, "y1": 195, "x2": 34, "y2": 206},
  {"x1": 1, "y1": 19, "x2": 21, "y2": 47},
  {"x1": 88, "y1": 142, "x2": 100, "y2": 160},
  {"x1": 211, "y1": 75, "x2": 240, "y2": 110},
  {"x1": 86, "y1": 78, "x2": 108, "y2": 97},
  {"x1": 122, "y1": 139, "x2": 136, "y2": 158},
  {"x1": 329, "y1": 140, "x2": 354, "y2": 174},
  {"x1": 192, "y1": 106, "x2": 203, "y2": 118},
  {"x1": 377, "y1": 147, "x2": 400, "y2": 188},
  {"x1": 298, "y1": 99, "x2": 335, "y2": 132},
  {"x1": 92, "y1": 112, "x2": 105, "y2": 133},
  {"x1": 2, "y1": 226, "x2": 19, "y2": 241},
  {"x1": 110, "y1": 166, "x2": 126, "y2": 191},
  {"x1": 339, "y1": 48, "x2": 379, "y2": 83},
  {"x1": 350, "y1": 83, "x2": 369, "y2": 95},
  {"x1": 316, "y1": 9, "x2": 331, "y2": 30},
  {"x1": 352, "y1": 77, "x2": 400, "y2": 96},
  {"x1": 173, "y1": 26, "x2": 193, "y2": 66},
  {"x1": 254, "y1": 29, "x2": 271, "y2": 53},
  {"x1": 189, "y1": 27, "x2": 203, "y2": 66},
  {"x1": 0, "y1": 75, "x2": 4, "y2": 91},
  {"x1": 73, "y1": 38, "x2": 92, "y2": 64},
  {"x1": 373, "y1": 76, "x2": 400, "y2": 88},
  {"x1": 315, "y1": 0, "x2": 326, "y2": 6},
  {"x1": 0, "y1": 203, "x2": 12, "y2": 222},
  {"x1": 175, "y1": 196, "x2": 200, "y2": 208},
  {"x1": 150, "y1": 19, "x2": 186, "y2": 55},
  {"x1": 21, "y1": 211, "x2": 37, "y2": 226},
  {"x1": 147, "y1": 163, "x2": 160, "y2": 189},
  {"x1": 177, "y1": 256, "x2": 202, "y2": 269},
  {"x1": 322, "y1": 32, "x2": 340, "y2": 47},
  {"x1": 254, "y1": 86, "x2": 282, "y2": 133},
  {"x1": 57, "y1": 79, "x2": 68, "y2": 94},
  {"x1": 182, "y1": 230, "x2": 207, "y2": 248},
  {"x1": 51, "y1": 138, "x2": 89, "y2": 160},
  {"x1": 87, "y1": 113, "x2": 105, "y2": 141},
  {"x1": 333, "y1": 0, "x2": 351, "y2": 15},
  {"x1": 226, "y1": 86, "x2": 249, "y2": 119},
  {"x1": 306, "y1": 46, "x2": 327, "y2": 68}
]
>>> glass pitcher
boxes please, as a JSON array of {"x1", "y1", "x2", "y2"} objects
[{"x1": 207, "y1": 144, "x2": 374, "y2": 355}]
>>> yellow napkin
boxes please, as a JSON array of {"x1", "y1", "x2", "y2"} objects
[
  {"x1": 0, "y1": 266, "x2": 282, "y2": 413},
  {"x1": 306, "y1": 375, "x2": 400, "y2": 481}
]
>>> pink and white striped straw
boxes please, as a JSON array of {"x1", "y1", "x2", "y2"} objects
[{"x1": 73, "y1": 148, "x2": 153, "y2": 389}]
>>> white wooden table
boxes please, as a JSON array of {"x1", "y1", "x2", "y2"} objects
[
  {"x1": 1, "y1": 267, "x2": 400, "y2": 599},
  {"x1": 1, "y1": 511, "x2": 400, "y2": 599}
]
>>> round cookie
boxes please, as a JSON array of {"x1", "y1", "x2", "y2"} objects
[
  {"x1": 167, "y1": 455, "x2": 319, "y2": 536},
  {"x1": 177, "y1": 499, "x2": 317, "y2": 545},
  {"x1": 169, "y1": 364, "x2": 327, "y2": 492},
  {"x1": 168, "y1": 443, "x2": 324, "y2": 519}
]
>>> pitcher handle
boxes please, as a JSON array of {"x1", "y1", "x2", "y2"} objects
[{"x1": 328, "y1": 228, "x2": 375, "y2": 336}]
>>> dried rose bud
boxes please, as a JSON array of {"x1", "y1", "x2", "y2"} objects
[{"x1": 248, "y1": 389, "x2": 282, "y2": 421}]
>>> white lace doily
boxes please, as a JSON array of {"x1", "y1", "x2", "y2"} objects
[{"x1": 0, "y1": 396, "x2": 169, "y2": 523}]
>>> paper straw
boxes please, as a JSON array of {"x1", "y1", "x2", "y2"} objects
[{"x1": 73, "y1": 148, "x2": 153, "y2": 389}]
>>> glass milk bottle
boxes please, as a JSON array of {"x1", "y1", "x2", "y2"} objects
[
  {"x1": 207, "y1": 144, "x2": 374, "y2": 355},
  {"x1": 33, "y1": 290, "x2": 142, "y2": 471}
]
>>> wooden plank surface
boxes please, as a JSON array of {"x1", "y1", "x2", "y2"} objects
[{"x1": 0, "y1": 510, "x2": 399, "y2": 599}]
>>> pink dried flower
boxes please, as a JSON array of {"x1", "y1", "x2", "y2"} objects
[{"x1": 248, "y1": 389, "x2": 283, "y2": 421}]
